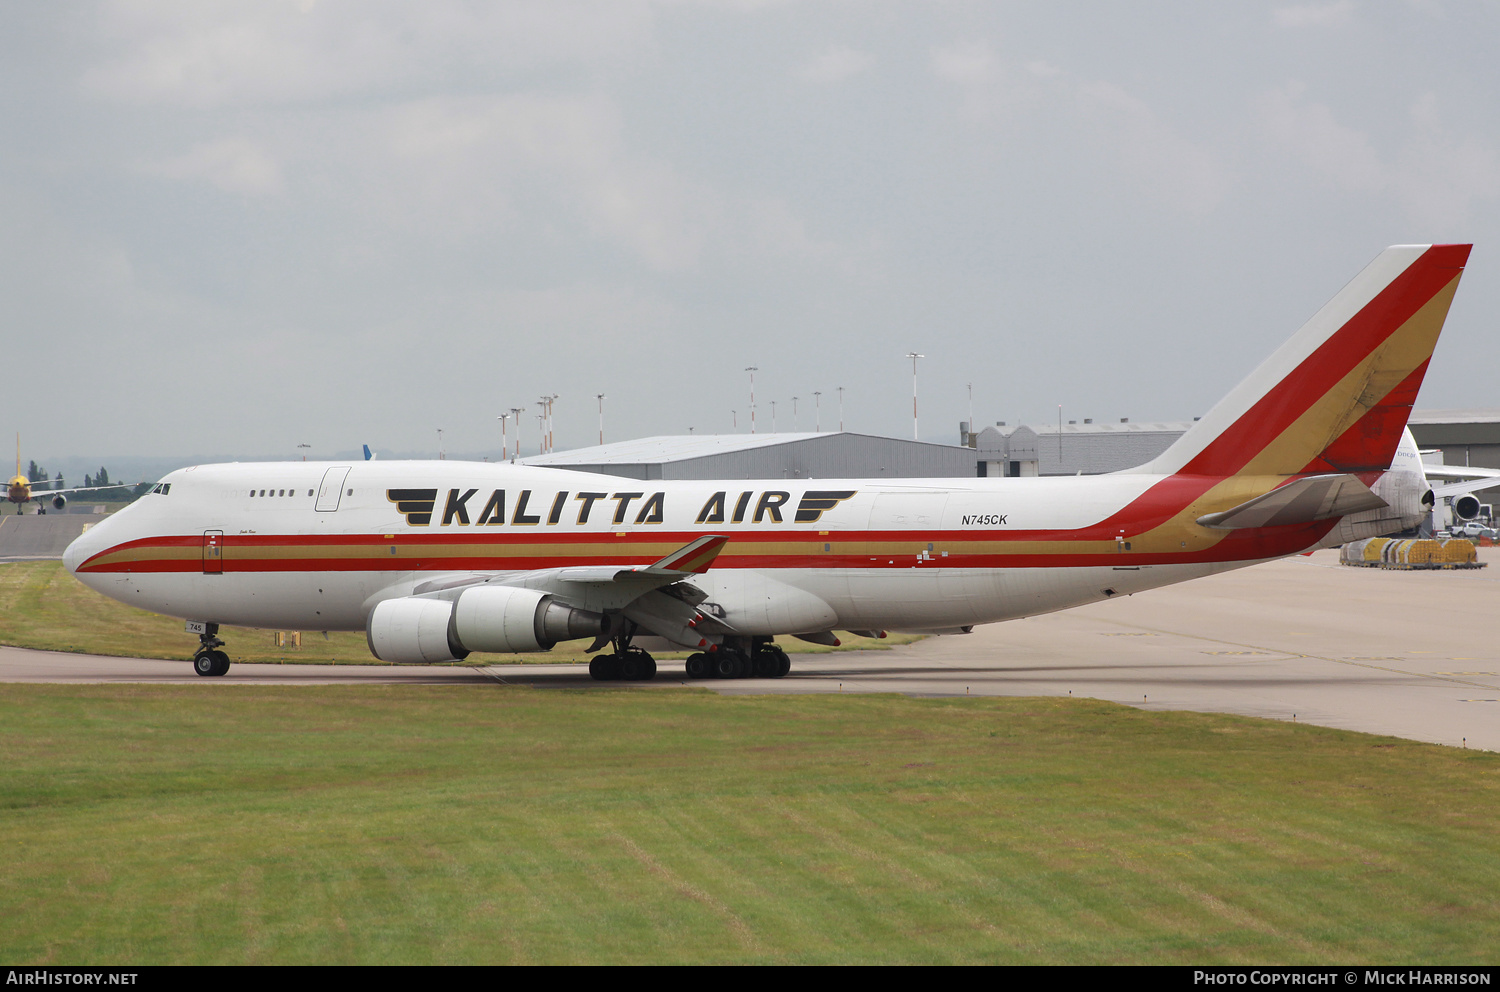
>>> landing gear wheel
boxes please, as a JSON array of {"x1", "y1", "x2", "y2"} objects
[
  {"x1": 194, "y1": 650, "x2": 230, "y2": 677},
  {"x1": 685, "y1": 652, "x2": 710, "y2": 679},
  {"x1": 619, "y1": 649, "x2": 653, "y2": 681},
  {"x1": 714, "y1": 650, "x2": 747, "y2": 679},
  {"x1": 775, "y1": 652, "x2": 791, "y2": 678},
  {"x1": 589, "y1": 655, "x2": 622, "y2": 681},
  {"x1": 752, "y1": 650, "x2": 777, "y2": 678}
]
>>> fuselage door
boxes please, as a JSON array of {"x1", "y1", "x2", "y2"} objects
[
  {"x1": 203, "y1": 530, "x2": 223, "y2": 575},
  {"x1": 316, "y1": 467, "x2": 351, "y2": 512}
]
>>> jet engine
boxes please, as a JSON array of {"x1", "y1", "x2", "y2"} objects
[
  {"x1": 51, "y1": 495, "x2": 66, "y2": 511},
  {"x1": 1452, "y1": 493, "x2": 1482, "y2": 521},
  {"x1": 366, "y1": 586, "x2": 606, "y2": 664}
]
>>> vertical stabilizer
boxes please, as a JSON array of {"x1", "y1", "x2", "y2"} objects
[{"x1": 1135, "y1": 244, "x2": 1471, "y2": 480}]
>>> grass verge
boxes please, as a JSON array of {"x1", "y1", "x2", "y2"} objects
[
  {"x1": 1, "y1": 685, "x2": 1497, "y2": 964},
  {"x1": 0, "y1": 561, "x2": 918, "y2": 665}
]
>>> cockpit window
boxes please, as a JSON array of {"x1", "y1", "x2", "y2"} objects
[{"x1": 148, "y1": 483, "x2": 172, "y2": 495}]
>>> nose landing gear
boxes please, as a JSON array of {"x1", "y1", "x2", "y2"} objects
[{"x1": 191, "y1": 623, "x2": 231, "y2": 677}]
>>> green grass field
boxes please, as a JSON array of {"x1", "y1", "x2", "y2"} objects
[
  {"x1": 0, "y1": 561, "x2": 916, "y2": 665},
  {"x1": 1, "y1": 684, "x2": 1496, "y2": 964}
]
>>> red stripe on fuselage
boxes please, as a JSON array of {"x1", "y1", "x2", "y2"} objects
[{"x1": 77, "y1": 518, "x2": 1336, "y2": 574}]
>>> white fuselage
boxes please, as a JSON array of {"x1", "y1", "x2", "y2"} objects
[{"x1": 64, "y1": 459, "x2": 1282, "y2": 637}]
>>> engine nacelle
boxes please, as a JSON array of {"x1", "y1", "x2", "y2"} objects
[
  {"x1": 367, "y1": 597, "x2": 467, "y2": 664},
  {"x1": 451, "y1": 585, "x2": 605, "y2": 653},
  {"x1": 1453, "y1": 493, "x2": 1482, "y2": 521},
  {"x1": 366, "y1": 587, "x2": 607, "y2": 663},
  {"x1": 51, "y1": 494, "x2": 66, "y2": 511}
]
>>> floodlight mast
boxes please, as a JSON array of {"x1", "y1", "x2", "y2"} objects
[
  {"x1": 906, "y1": 352, "x2": 924, "y2": 441},
  {"x1": 813, "y1": 391, "x2": 822, "y2": 432},
  {"x1": 497, "y1": 413, "x2": 510, "y2": 461},
  {"x1": 596, "y1": 394, "x2": 606, "y2": 446},
  {"x1": 837, "y1": 386, "x2": 845, "y2": 432},
  {"x1": 510, "y1": 407, "x2": 525, "y2": 462},
  {"x1": 746, "y1": 367, "x2": 758, "y2": 434}
]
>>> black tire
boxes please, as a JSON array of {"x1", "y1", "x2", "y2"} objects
[
  {"x1": 193, "y1": 653, "x2": 216, "y2": 677},
  {"x1": 684, "y1": 652, "x2": 708, "y2": 679},
  {"x1": 751, "y1": 650, "x2": 775, "y2": 678},
  {"x1": 635, "y1": 651, "x2": 657, "y2": 681},
  {"x1": 619, "y1": 652, "x2": 644, "y2": 681},
  {"x1": 589, "y1": 655, "x2": 619, "y2": 681},
  {"x1": 209, "y1": 650, "x2": 231, "y2": 677},
  {"x1": 775, "y1": 652, "x2": 791, "y2": 678},
  {"x1": 714, "y1": 651, "x2": 745, "y2": 679}
]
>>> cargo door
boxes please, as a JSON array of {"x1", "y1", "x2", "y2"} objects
[
  {"x1": 202, "y1": 530, "x2": 223, "y2": 575},
  {"x1": 316, "y1": 466, "x2": 351, "y2": 512}
]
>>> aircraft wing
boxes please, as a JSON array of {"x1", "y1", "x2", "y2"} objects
[
  {"x1": 1197, "y1": 474, "x2": 1387, "y2": 530},
  {"x1": 1432, "y1": 476, "x2": 1500, "y2": 500},
  {"x1": 1421, "y1": 464, "x2": 1500, "y2": 481},
  {"x1": 28, "y1": 483, "x2": 132, "y2": 501}
]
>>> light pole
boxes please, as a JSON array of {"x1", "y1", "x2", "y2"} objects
[
  {"x1": 549, "y1": 394, "x2": 559, "y2": 452},
  {"x1": 837, "y1": 386, "x2": 845, "y2": 432},
  {"x1": 297, "y1": 443, "x2": 310, "y2": 462},
  {"x1": 906, "y1": 352, "x2": 924, "y2": 441},
  {"x1": 497, "y1": 414, "x2": 509, "y2": 461},
  {"x1": 536, "y1": 401, "x2": 549, "y2": 454},
  {"x1": 510, "y1": 407, "x2": 525, "y2": 461},
  {"x1": 596, "y1": 394, "x2": 606, "y2": 446},
  {"x1": 746, "y1": 367, "x2": 758, "y2": 434},
  {"x1": 771, "y1": 399, "x2": 777, "y2": 433},
  {"x1": 436, "y1": 428, "x2": 445, "y2": 460},
  {"x1": 813, "y1": 391, "x2": 822, "y2": 432},
  {"x1": 791, "y1": 396, "x2": 799, "y2": 431}
]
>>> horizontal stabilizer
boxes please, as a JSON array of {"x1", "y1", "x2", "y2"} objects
[{"x1": 1197, "y1": 474, "x2": 1387, "y2": 530}]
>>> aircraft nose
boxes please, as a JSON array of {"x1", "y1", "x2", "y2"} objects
[
  {"x1": 62, "y1": 532, "x2": 85, "y2": 574},
  {"x1": 62, "y1": 523, "x2": 103, "y2": 576}
]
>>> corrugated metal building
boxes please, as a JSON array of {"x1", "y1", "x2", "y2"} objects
[
  {"x1": 521, "y1": 432, "x2": 979, "y2": 480},
  {"x1": 973, "y1": 421, "x2": 1193, "y2": 477},
  {"x1": 1408, "y1": 410, "x2": 1500, "y2": 470}
]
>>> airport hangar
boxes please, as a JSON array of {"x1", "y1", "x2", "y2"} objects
[{"x1": 517, "y1": 423, "x2": 1196, "y2": 481}]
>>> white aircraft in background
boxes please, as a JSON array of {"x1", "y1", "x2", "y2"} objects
[
  {"x1": 64, "y1": 244, "x2": 1471, "y2": 678},
  {"x1": 1414, "y1": 460, "x2": 1500, "y2": 525}
]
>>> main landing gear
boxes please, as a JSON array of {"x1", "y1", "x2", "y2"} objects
[
  {"x1": 589, "y1": 624, "x2": 657, "y2": 682},
  {"x1": 191, "y1": 623, "x2": 231, "y2": 677},
  {"x1": 684, "y1": 637, "x2": 790, "y2": 681}
]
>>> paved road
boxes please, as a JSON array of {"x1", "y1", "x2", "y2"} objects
[
  {"x1": 0, "y1": 514, "x2": 97, "y2": 561},
  {"x1": 3, "y1": 549, "x2": 1497, "y2": 750}
]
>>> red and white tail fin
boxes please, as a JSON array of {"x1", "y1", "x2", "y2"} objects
[{"x1": 1135, "y1": 244, "x2": 1471, "y2": 480}]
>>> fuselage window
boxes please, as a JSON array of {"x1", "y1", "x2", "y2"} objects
[
  {"x1": 279, "y1": 489, "x2": 285, "y2": 497},
  {"x1": 259, "y1": 490, "x2": 266, "y2": 497},
  {"x1": 307, "y1": 489, "x2": 313, "y2": 497},
  {"x1": 249, "y1": 490, "x2": 256, "y2": 497}
]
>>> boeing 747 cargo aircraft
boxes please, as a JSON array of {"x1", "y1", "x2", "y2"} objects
[{"x1": 64, "y1": 245, "x2": 1470, "y2": 679}]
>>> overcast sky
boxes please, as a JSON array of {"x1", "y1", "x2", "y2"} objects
[{"x1": 4, "y1": 0, "x2": 1498, "y2": 469}]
